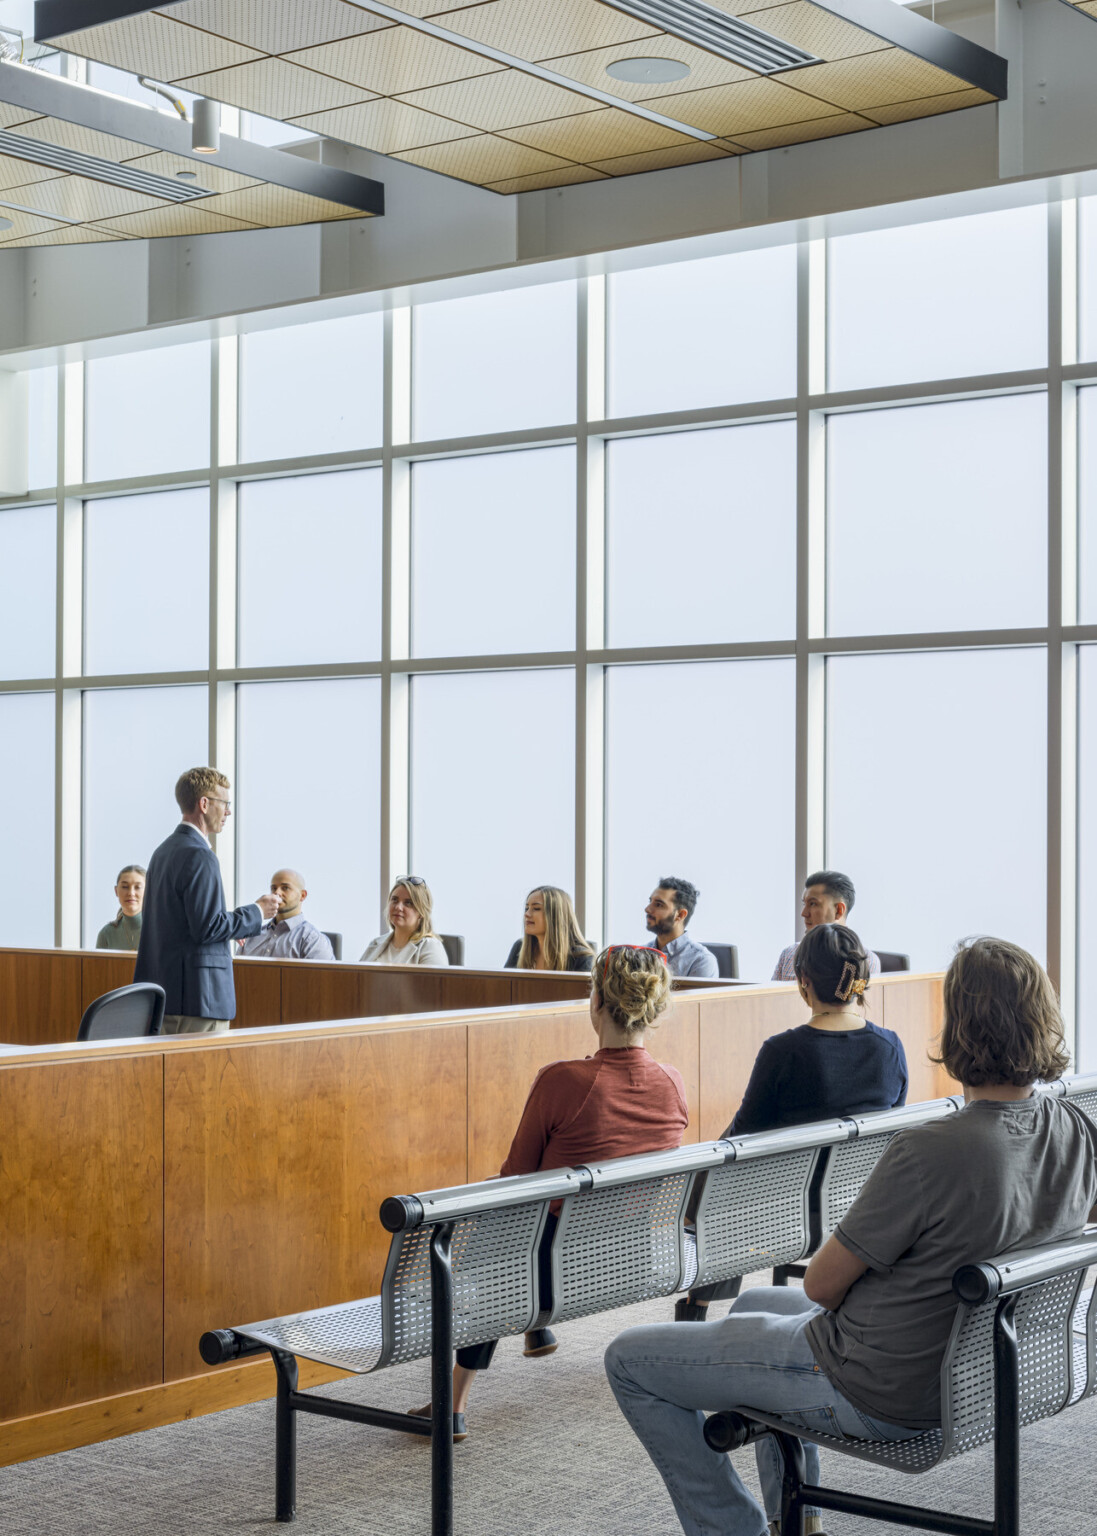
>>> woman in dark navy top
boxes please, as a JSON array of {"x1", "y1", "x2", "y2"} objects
[{"x1": 676, "y1": 922, "x2": 907, "y2": 1320}]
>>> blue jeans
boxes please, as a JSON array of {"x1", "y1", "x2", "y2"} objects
[{"x1": 605, "y1": 1286, "x2": 918, "y2": 1536}]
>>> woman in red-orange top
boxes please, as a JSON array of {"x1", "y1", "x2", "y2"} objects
[{"x1": 412, "y1": 944, "x2": 688, "y2": 1440}]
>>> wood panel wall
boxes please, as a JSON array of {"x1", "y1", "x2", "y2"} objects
[{"x1": 0, "y1": 970, "x2": 946, "y2": 1469}]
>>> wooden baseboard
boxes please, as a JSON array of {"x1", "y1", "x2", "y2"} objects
[{"x1": 0, "y1": 1356, "x2": 352, "y2": 1469}]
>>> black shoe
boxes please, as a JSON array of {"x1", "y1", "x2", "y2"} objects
[
  {"x1": 523, "y1": 1328, "x2": 558, "y2": 1356},
  {"x1": 674, "y1": 1299, "x2": 710, "y2": 1322},
  {"x1": 408, "y1": 1404, "x2": 468, "y2": 1442}
]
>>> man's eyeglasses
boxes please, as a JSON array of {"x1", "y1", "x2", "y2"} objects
[{"x1": 205, "y1": 796, "x2": 232, "y2": 810}]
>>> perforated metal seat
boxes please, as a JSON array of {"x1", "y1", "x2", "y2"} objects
[
  {"x1": 708, "y1": 1230, "x2": 1097, "y2": 1536},
  {"x1": 815, "y1": 1098, "x2": 962, "y2": 1243},
  {"x1": 1061, "y1": 1071, "x2": 1097, "y2": 1131},
  {"x1": 546, "y1": 1143, "x2": 725, "y2": 1326}
]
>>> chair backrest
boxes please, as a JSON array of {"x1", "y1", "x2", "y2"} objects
[
  {"x1": 322, "y1": 931, "x2": 342, "y2": 961},
  {"x1": 875, "y1": 951, "x2": 911, "y2": 972},
  {"x1": 938, "y1": 1231, "x2": 1097, "y2": 1462},
  {"x1": 693, "y1": 1122, "x2": 851, "y2": 1289},
  {"x1": 815, "y1": 1097, "x2": 963, "y2": 1244},
  {"x1": 546, "y1": 1144, "x2": 726, "y2": 1326},
  {"x1": 439, "y1": 933, "x2": 465, "y2": 966},
  {"x1": 377, "y1": 1167, "x2": 583, "y2": 1369},
  {"x1": 77, "y1": 982, "x2": 166, "y2": 1042},
  {"x1": 700, "y1": 943, "x2": 739, "y2": 979},
  {"x1": 1061, "y1": 1071, "x2": 1097, "y2": 1132}
]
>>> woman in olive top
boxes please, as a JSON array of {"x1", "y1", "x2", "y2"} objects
[
  {"x1": 675, "y1": 922, "x2": 907, "y2": 1321},
  {"x1": 412, "y1": 943, "x2": 688, "y2": 1439},
  {"x1": 504, "y1": 886, "x2": 594, "y2": 972},
  {"x1": 95, "y1": 864, "x2": 146, "y2": 951}
]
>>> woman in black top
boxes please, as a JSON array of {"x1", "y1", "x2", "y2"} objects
[
  {"x1": 676, "y1": 922, "x2": 908, "y2": 1320},
  {"x1": 503, "y1": 886, "x2": 594, "y2": 973}
]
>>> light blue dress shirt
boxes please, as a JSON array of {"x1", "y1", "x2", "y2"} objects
[
  {"x1": 660, "y1": 931, "x2": 719, "y2": 979},
  {"x1": 241, "y1": 912, "x2": 334, "y2": 960}
]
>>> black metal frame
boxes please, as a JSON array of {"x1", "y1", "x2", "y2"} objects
[
  {"x1": 705, "y1": 1293, "x2": 1022, "y2": 1536},
  {"x1": 262, "y1": 1223, "x2": 456, "y2": 1532}
]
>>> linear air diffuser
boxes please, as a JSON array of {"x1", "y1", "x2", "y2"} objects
[{"x1": 601, "y1": 0, "x2": 822, "y2": 74}]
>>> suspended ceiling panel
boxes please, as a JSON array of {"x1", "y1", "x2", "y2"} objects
[
  {"x1": 36, "y1": 0, "x2": 1007, "y2": 192},
  {"x1": 0, "y1": 57, "x2": 382, "y2": 248}
]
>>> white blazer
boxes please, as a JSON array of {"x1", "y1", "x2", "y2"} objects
[{"x1": 359, "y1": 932, "x2": 450, "y2": 966}]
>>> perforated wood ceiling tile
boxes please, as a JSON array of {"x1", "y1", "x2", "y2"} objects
[
  {"x1": 588, "y1": 139, "x2": 735, "y2": 173},
  {"x1": 501, "y1": 106, "x2": 692, "y2": 160},
  {"x1": 861, "y1": 85, "x2": 995, "y2": 122},
  {"x1": 15, "y1": 174, "x2": 166, "y2": 222},
  {"x1": 118, "y1": 149, "x2": 260, "y2": 192},
  {"x1": 9, "y1": 117, "x2": 150, "y2": 165},
  {"x1": 197, "y1": 183, "x2": 369, "y2": 223},
  {"x1": 284, "y1": 26, "x2": 503, "y2": 96},
  {"x1": 178, "y1": 57, "x2": 376, "y2": 116},
  {"x1": 705, "y1": 0, "x2": 807, "y2": 14},
  {"x1": 157, "y1": 0, "x2": 393, "y2": 54},
  {"x1": 1075, "y1": 0, "x2": 1097, "y2": 17},
  {"x1": 391, "y1": 132, "x2": 575, "y2": 183},
  {"x1": 398, "y1": 66, "x2": 600, "y2": 131},
  {"x1": 744, "y1": 2, "x2": 891, "y2": 62},
  {"x1": 731, "y1": 108, "x2": 872, "y2": 148},
  {"x1": 291, "y1": 97, "x2": 478, "y2": 153},
  {"x1": 643, "y1": 76, "x2": 843, "y2": 133},
  {"x1": 485, "y1": 165, "x2": 609, "y2": 193},
  {"x1": 544, "y1": 36, "x2": 753, "y2": 102},
  {"x1": 0, "y1": 104, "x2": 41, "y2": 130},
  {"x1": 776, "y1": 49, "x2": 968, "y2": 110},
  {"x1": 0, "y1": 207, "x2": 71, "y2": 241},
  {"x1": 93, "y1": 202, "x2": 260, "y2": 236},
  {"x1": 51, "y1": 12, "x2": 263, "y2": 82},
  {"x1": 0, "y1": 155, "x2": 66, "y2": 193},
  {"x1": 1, "y1": 224, "x2": 127, "y2": 246},
  {"x1": 436, "y1": 0, "x2": 659, "y2": 61}
]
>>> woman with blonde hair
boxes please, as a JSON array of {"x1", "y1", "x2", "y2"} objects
[
  {"x1": 504, "y1": 885, "x2": 594, "y2": 972},
  {"x1": 411, "y1": 943, "x2": 687, "y2": 1439},
  {"x1": 360, "y1": 876, "x2": 448, "y2": 966}
]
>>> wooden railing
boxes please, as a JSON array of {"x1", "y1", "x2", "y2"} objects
[{"x1": 0, "y1": 969, "x2": 948, "y2": 1469}]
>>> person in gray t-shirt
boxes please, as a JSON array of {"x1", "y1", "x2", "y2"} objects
[{"x1": 606, "y1": 937, "x2": 1097, "y2": 1536}]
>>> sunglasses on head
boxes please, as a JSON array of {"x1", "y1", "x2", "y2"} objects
[
  {"x1": 606, "y1": 944, "x2": 668, "y2": 965},
  {"x1": 393, "y1": 876, "x2": 425, "y2": 888}
]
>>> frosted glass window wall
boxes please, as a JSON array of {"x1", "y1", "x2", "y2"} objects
[
  {"x1": 85, "y1": 342, "x2": 210, "y2": 482},
  {"x1": 236, "y1": 678, "x2": 381, "y2": 963},
  {"x1": 237, "y1": 469, "x2": 382, "y2": 666},
  {"x1": 0, "y1": 692, "x2": 54, "y2": 947},
  {"x1": 81, "y1": 685, "x2": 208, "y2": 947},
  {"x1": 604, "y1": 659, "x2": 796, "y2": 982},
  {"x1": 606, "y1": 423, "x2": 796, "y2": 647},
  {"x1": 413, "y1": 282, "x2": 576, "y2": 441},
  {"x1": 828, "y1": 206, "x2": 1047, "y2": 391},
  {"x1": 1076, "y1": 647, "x2": 1097, "y2": 1069},
  {"x1": 0, "y1": 505, "x2": 54, "y2": 680},
  {"x1": 84, "y1": 487, "x2": 209, "y2": 675},
  {"x1": 27, "y1": 366, "x2": 58, "y2": 489},
  {"x1": 239, "y1": 314, "x2": 383, "y2": 463},
  {"x1": 826, "y1": 648, "x2": 1046, "y2": 972},
  {"x1": 607, "y1": 245, "x2": 797, "y2": 418},
  {"x1": 827, "y1": 395, "x2": 1047, "y2": 636},
  {"x1": 412, "y1": 448, "x2": 575, "y2": 657},
  {"x1": 410, "y1": 669, "x2": 574, "y2": 968}
]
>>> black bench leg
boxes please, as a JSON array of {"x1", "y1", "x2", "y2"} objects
[
  {"x1": 775, "y1": 1429, "x2": 807, "y2": 1536},
  {"x1": 273, "y1": 1349, "x2": 299, "y2": 1523},
  {"x1": 992, "y1": 1295, "x2": 1021, "y2": 1536},
  {"x1": 430, "y1": 1222, "x2": 456, "y2": 1536}
]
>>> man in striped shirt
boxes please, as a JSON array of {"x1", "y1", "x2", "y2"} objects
[{"x1": 772, "y1": 869, "x2": 881, "y2": 981}]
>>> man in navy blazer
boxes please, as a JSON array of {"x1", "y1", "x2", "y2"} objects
[{"x1": 136, "y1": 766, "x2": 280, "y2": 1034}]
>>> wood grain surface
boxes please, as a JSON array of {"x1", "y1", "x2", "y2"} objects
[
  {"x1": 0, "y1": 949, "x2": 82, "y2": 1048},
  {"x1": 697, "y1": 986, "x2": 806, "y2": 1141},
  {"x1": 80, "y1": 952, "x2": 136, "y2": 1016},
  {"x1": 232, "y1": 958, "x2": 282, "y2": 1030},
  {"x1": 876, "y1": 973, "x2": 954, "y2": 1099},
  {"x1": 162, "y1": 1023, "x2": 468, "y2": 1380},
  {"x1": 0, "y1": 1055, "x2": 164, "y2": 1417}
]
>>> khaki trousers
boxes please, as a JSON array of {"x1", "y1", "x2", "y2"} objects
[{"x1": 162, "y1": 1015, "x2": 230, "y2": 1035}]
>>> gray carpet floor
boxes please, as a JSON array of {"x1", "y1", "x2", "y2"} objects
[{"x1": 1, "y1": 1285, "x2": 1092, "y2": 1535}]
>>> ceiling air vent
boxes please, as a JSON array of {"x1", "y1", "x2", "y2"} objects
[
  {"x1": 600, "y1": 0, "x2": 822, "y2": 74},
  {"x1": 0, "y1": 128, "x2": 212, "y2": 201}
]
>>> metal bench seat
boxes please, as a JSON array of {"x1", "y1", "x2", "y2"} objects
[
  {"x1": 236, "y1": 1295, "x2": 386, "y2": 1376},
  {"x1": 815, "y1": 1097, "x2": 962, "y2": 1244},
  {"x1": 704, "y1": 1228, "x2": 1097, "y2": 1536}
]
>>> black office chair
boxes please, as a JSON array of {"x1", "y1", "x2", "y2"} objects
[
  {"x1": 77, "y1": 982, "x2": 166, "y2": 1042},
  {"x1": 700, "y1": 943, "x2": 739, "y2": 980},
  {"x1": 440, "y1": 934, "x2": 465, "y2": 966},
  {"x1": 876, "y1": 951, "x2": 911, "y2": 972},
  {"x1": 322, "y1": 931, "x2": 343, "y2": 961}
]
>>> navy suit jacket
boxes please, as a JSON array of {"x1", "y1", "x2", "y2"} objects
[{"x1": 135, "y1": 823, "x2": 261, "y2": 1019}]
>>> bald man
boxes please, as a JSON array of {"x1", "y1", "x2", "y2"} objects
[{"x1": 240, "y1": 870, "x2": 335, "y2": 961}]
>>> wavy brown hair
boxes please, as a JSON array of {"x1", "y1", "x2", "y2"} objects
[
  {"x1": 517, "y1": 887, "x2": 593, "y2": 972},
  {"x1": 933, "y1": 936, "x2": 1070, "y2": 1087}
]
